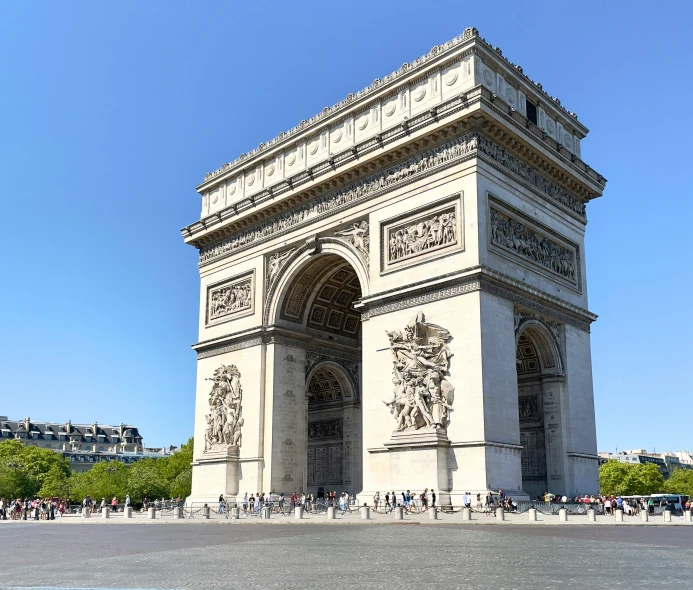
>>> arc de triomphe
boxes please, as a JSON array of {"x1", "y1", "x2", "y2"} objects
[{"x1": 182, "y1": 27, "x2": 606, "y2": 505}]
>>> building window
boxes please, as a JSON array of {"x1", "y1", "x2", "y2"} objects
[{"x1": 526, "y1": 99, "x2": 538, "y2": 125}]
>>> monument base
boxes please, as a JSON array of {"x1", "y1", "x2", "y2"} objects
[{"x1": 187, "y1": 445, "x2": 240, "y2": 505}]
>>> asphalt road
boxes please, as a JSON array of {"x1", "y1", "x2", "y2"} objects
[{"x1": 1, "y1": 522, "x2": 692, "y2": 589}]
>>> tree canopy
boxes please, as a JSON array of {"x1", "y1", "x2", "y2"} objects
[
  {"x1": 599, "y1": 460, "x2": 664, "y2": 496},
  {"x1": 0, "y1": 437, "x2": 192, "y2": 503},
  {"x1": 663, "y1": 468, "x2": 693, "y2": 497}
]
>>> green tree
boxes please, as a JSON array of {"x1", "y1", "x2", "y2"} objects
[
  {"x1": 600, "y1": 460, "x2": 664, "y2": 496},
  {"x1": 664, "y1": 469, "x2": 693, "y2": 497},
  {"x1": 126, "y1": 459, "x2": 168, "y2": 502},
  {"x1": 68, "y1": 461, "x2": 128, "y2": 502},
  {"x1": 38, "y1": 464, "x2": 71, "y2": 498}
]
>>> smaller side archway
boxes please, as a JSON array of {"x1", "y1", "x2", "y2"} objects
[
  {"x1": 515, "y1": 318, "x2": 565, "y2": 500},
  {"x1": 305, "y1": 361, "x2": 361, "y2": 499}
]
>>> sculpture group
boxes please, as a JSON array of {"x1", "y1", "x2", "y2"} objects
[
  {"x1": 209, "y1": 281, "x2": 252, "y2": 320},
  {"x1": 389, "y1": 210, "x2": 456, "y2": 263},
  {"x1": 384, "y1": 312, "x2": 455, "y2": 431},
  {"x1": 204, "y1": 364, "x2": 244, "y2": 450}
]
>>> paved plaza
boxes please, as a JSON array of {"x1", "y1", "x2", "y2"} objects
[{"x1": 2, "y1": 518, "x2": 693, "y2": 589}]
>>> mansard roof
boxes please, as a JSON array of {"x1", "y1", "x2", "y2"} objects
[{"x1": 0, "y1": 419, "x2": 142, "y2": 443}]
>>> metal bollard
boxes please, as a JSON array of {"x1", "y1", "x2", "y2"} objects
[
  {"x1": 295, "y1": 506, "x2": 304, "y2": 520},
  {"x1": 148, "y1": 507, "x2": 156, "y2": 520},
  {"x1": 587, "y1": 508, "x2": 596, "y2": 522},
  {"x1": 559, "y1": 508, "x2": 568, "y2": 522},
  {"x1": 685, "y1": 510, "x2": 691, "y2": 523},
  {"x1": 262, "y1": 506, "x2": 271, "y2": 520},
  {"x1": 663, "y1": 510, "x2": 672, "y2": 522},
  {"x1": 614, "y1": 509, "x2": 623, "y2": 522},
  {"x1": 361, "y1": 506, "x2": 370, "y2": 520},
  {"x1": 429, "y1": 508, "x2": 438, "y2": 520},
  {"x1": 496, "y1": 507, "x2": 505, "y2": 521},
  {"x1": 528, "y1": 508, "x2": 537, "y2": 521},
  {"x1": 82, "y1": 507, "x2": 91, "y2": 519},
  {"x1": 327, "y1": 506, "x2": 336, "y2": 519},
  {"x1": 102, "y1": 507, "x2": 110, "y2": 519},
  {"x1": 394, "y1": 506, "x2": 404, "y2": 520},
  {"x1": 124, "y1": 506, "x2": 133, "y2": 519},
  {"x1": 462, "y1": 507, "x2": 471, "y2": 520},
  {"x1": 231, "y1": 507, "x2": 240, "y2": 519},
  {"x1": 641, "y1": 510, "x2": 648, "y2": 522},
  {"x1": 202, "y1": 506, "x2": 210, "y2": 520},
  {"x1": 173, "y1": 506, "x2": 183, "y2": 519}
]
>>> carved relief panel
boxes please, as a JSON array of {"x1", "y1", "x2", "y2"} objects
[
  {"x1": 380, "y1": 195, "x2": 463, "y2": 274},
  {"x1": 205, "y1": 271, "x2": 255, "y2": 325},
  {"x1": 488, "y1": 197, "x2": 580, "y2": 290}
]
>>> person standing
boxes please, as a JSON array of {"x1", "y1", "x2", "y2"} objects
[
  {"x1": 431, "y1": 489, "x2": 436, "y2": 509},
  {"x1": 218, "y1": 494, "x2": 225, "y2": 514},
  {"x1": 373, "y1": 491, "x2": 380, "y2": 511}
]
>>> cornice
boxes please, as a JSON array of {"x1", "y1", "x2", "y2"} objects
[
  {"x1": 198, "y1": 27, "x2": 590, "y2": 189},
  {"x1": 186, "y1": 124, "x2": 601, "y2": 264},
  {"x1": 193, "y1": 326, "x2": 361, "y2": 361},
  {"x1": 357, "y1": 265, "x2": 596, "y2": 332}
]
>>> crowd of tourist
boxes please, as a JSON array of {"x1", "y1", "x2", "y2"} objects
[{"x1": 0, "y1": 497, "x2": 70, "y2": 520}]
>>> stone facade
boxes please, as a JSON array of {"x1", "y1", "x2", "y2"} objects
[{"x1": 183, "y1": 27, "x2": 606, "y2": 504}]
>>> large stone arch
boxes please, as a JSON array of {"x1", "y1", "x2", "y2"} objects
[
  {"x1": 264, "y1": 237, "x2": 370, "y2": 328},
  {"x1": 515, "y1": 318, "x2": 564, "y2": 375}
]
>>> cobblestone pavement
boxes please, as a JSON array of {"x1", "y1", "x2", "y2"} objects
[{"x1": 2, "y1": 522, "x2": 692, "y2": 589}]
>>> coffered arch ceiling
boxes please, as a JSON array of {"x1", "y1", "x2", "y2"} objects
[{"x1": 280, "y1": 254, "x2": 362, "y2": 339}]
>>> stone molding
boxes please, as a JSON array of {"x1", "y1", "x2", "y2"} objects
[
  {"x1": 359, "y1": 266, "x2": 594, "y2": 332},
  {"x1": 194, "y1": 329, "x2": 360, "y2": 362},
  {"x1": 199, "y1": 27, "x2": 588, "y2": 188}
]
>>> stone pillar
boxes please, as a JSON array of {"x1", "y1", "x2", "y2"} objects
[
  {"x1": 462, "y1": 507, "x2": 471, "y2": 520},
  {"x1": 203, "y1": 506, "x2": 210, "y2": 519},
  {"x1": 148, "y1": 507, "x2": 156, "y2": 520},
  {"x1": 360, "y1": 506, "x2": 370, "y2": 520},
  {"x1": 496, "y1": 507, "x2": 504, "y2": 521},
  {"x1": 231, "y1": 507, "x2": 240, "y2": 519},
  {"x1": 124, "y1": 506, "x2": 133, "y2": 519},
  {"x1": 558, "y1": 508, "x2": 568, "y2": 521},
  {"x1": 429, "y1": 508, "x2": 438, "y2": 520},
  {"x1": 641, "y1": 510, "x2": 648, "y2": 522},
  {"x1": 295, "y1": 506, "x2": 304, "y2": 520},
  {"x1": 82, "y1": 507, "x2": 90, "y2": 519},
  {"x1": 685, "y1": 510, "x2": 691, "y2": 523},
  {"x1": 614, "y1": 509, "x2": 623, "y2": 522},
  {"x1": 102, "y1": 507, "x2": 110, "y2": 519},
  {"x1": 173, "y1": 506, "x2": 183, "y2": 519},
  {"x1": 528, "y1": 508, "x2": 537, "y2": 521},
  {"x1": 327, "y1": 506, "x2": 336, "y2": 519},
  {"x1": 394, "y1": 506, "x2": 404, "y2": 520},
  {"x1": 587, "y1": 508, "x2": 596, "y2": 522},
  {"x1": 262, "y1": 506, "x2": 271, "y2": 520},
  {"x1": 664, "y1": 510, "x2": 672, "y2": 522}
]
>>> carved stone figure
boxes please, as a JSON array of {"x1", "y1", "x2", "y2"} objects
[
  {"x1": 389, "y1": 210, "x2": 456, "y2": 263},
  {"x1": 203, "y1": 364, "x2": 243, "y2": 451},
  {"x1": 383, "y1": 311, "x2": 455, "y2": 431},
  {"x1": 266, "y1": 248, "x2": 294, "y2": 289},
  {"x1": 490, "y1": 208, "x2": 576, "y2": 281},
  {"x1": 335, "y1": 221, "x2": 369, "y2": 263},
  {"x1": 209, "y1": 279, "x2": 252, "y2": 320}
]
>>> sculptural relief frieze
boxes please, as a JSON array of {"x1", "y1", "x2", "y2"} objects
[
  {"x1": 206, "y1": 273, "x2": 254, "y2": 324},
  {"x1": 199, "y1": 130, "x2": 586, "y2": 266},
  {"x1": 203, "y1": 365, "x2": 244, "y2": 451},
  {"x1": 490, "y1": 206, "x2": 578, "y2": 285},
  {"x1": 199, "y1": 133, "x2": 478, "y2": 264},
  {"x1": 308, "y1": 418, "x2": 343, "y2": 439},
  {"x1": 382, "y1": 199, "x2": 461, "y2": 272},
  {"x1": 384, "y1": 312, "x2": 455, "y2": 432}
]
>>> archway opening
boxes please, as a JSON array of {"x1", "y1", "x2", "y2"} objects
[
  {"x1": 516, "y1": 327, "x2": 558, "y2": 501},
  {"x1": 271, "y1": 251, "x2": 363, "y2": 500}
]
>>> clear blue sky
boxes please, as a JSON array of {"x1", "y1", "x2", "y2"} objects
[{"x1": 0, "y1": 1, "x2": 690, "y2": 453}]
